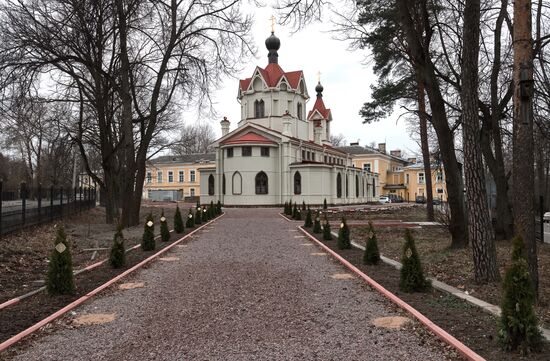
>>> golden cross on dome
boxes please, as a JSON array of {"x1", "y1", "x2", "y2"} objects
[
  {"x1": 317, "y1": 71, "x2": 321, "y2": 82},
  {"x1": 270, "y1": 15, "x2": 276, "y2": 33}
]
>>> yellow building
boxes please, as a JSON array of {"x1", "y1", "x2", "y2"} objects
[
  {"x1": 143, "y1": 153, "x2": 215, "y2": 201},
  {"x1": 338, "y1": 143, "x2": 447, "y2": 202}
]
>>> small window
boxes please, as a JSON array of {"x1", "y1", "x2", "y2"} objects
[
  {"x1": 301, "y1": 150, "x2": 306, "y2": 160},
  {"x1": 255, "y1": 171, "x2": 268, "y2": 194},
  {"x1": 179, "y1": 171, "x2": 184, "y2": 183},
  {"x1": 190, "y1": 170, "x2": 196, "y2": 182},
  {"x1": 336, "y1": 173, "x2": 342, "y2": 198},
  {"x1": 168, "y1": 171, "x2": 174, "y2": 183},
  {"x1": 324, "y1": 155, "x2": 327, "y2": 163},
  {"x1": 254, "y1": 99, "x2": 265, "y2": 118},
  {"x1": 437, "y1": 188, "x2": 444, "y2": 194},
  {"x1": 418, "y1": 172, "x2": 425, "y2": 184},
  {"x1": 227, "y1": 148, "x2": 234, "y2": 158},
  {"x1": 311, "y1": 153, "x2": 315, "y2": 162},
  {"x1": 190, "y1": 188, "x2": 195, "y2": 197},
  {"x1": 223, "y1": 174, "x2": 226, "y2": 195},
  {"x1": 242, "y1": 146, "x2": 252, "y2": 156},
  {"x1": 294, "y1": 171, "x2": 301, "y2": 195},
  {"x1": 232, "y1": 172, "x2": 242, "y2": 195},
  {"x1": 261, "y1": 147, "x2": 270, "y2": 157},
  {"x1": 146, "y1": 172, "x2": 152, "y2": 183},
  {"x1": 436, "y1": 171, "x2": 444, "y2": 183},
  {"x1": 297, "y1": 103, "x2": 303, "y2": 120},
  {"x1": 356, "y1": 175, "x2": 359, "y2": 198},
  {"x1": 306, "y1": 151, "x2": 310, "y2": 160},
  {"x1": 208, "y1": 174, "x2": 215, "y2": 196},
  {"x1": 363, "y1": 163, "x2": 371, "y2": 172},
  {"x1": 157, "y1": 171, "x2": 162, "y2": 183}
]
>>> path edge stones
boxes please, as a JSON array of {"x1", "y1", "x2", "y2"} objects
[
  {"x1": 0, "y1": 214, "x2": 225, "y2": 353},
  {"x1": 298, "y1": 226, "x2": 485, "y2": 361}
]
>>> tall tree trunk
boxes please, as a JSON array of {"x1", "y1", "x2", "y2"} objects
[
  {"x1": 512, "y1": 0, "x2": 538, "y2": 294},
  {"x1": 416, "y1": 76, "x2": 434, "y2": 221},
  {"x1": 461, "y1": 0, "x2": 500, "y2": 282},
  {"x1": 397, "y1": 0, "x2": 468, "y2": 248}
]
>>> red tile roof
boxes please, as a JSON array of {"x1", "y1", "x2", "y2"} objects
[
  {"x1": 307, "y1": 97, "x2": 331, "y2": 120},
  {"x1": 239, "y1": 64, "x2": 304, "y2": 91},
  {"x1": 221, "y1": 131, "x2": 277, "y2": 145}
]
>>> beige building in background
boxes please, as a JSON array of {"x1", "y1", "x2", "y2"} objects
[{"x1": 143, "y1": 153, "x2": 215, "y2": 201}]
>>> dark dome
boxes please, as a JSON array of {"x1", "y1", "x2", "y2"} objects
[
  {"x1": 315, "y1": 82, "x2": 324, "y2": 94},
  {"x1": 265, "y1": 32, "x2": 281, "y2": 51}
]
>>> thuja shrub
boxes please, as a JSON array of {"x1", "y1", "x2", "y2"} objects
[
  {"x1": 322, "y1": 215, "x2": 332, "y2": 240},
  {"x1": 337, "y1": 217, "x2": 351, "y2": 249},
  {"x1": 304, "y1": 207, "x2": 313, "y2": 227},
  {"x1": 141, "y1": 213, "x2": 156, "y2": 251},
  {"x1": 216, "y1": 200, "x2": 222, "y2": 215},
  {"x1": 174, "y1": 205, "x2": 184, "y2": 234},
  {"x1": 323, "y1": 198, "x2": 327, "y2": 210},
  {"x1": 109, "y1": 224, "x2": 126, "y2": 268},
  {"x1": 313, "y1": 212, "x2": 322, "y2": 234},
  {"x1": 302, "y1": 201, "x2": 306, "y2": 211},
  {"x1": 186, "y1": 208, "x2": 195, "y2": 228},
  {"x1": 363, "y1": 221, "x2": 380, "y2": 265},
  {"x1": 196, "y1": 200, "x2": 200, "y2": 210},
  {"x1": 283, "y1": 201, "x2": 288, "y2": 215},
  {"x1": 292, "y1": 203, "x2": 298, "y2": 219},
  {"x1": 210, "y1": 201, "x2": 215, "y2": 218},
  {"x1": 47, "y1": 225, "x2": 76, "y2": 295},
  {"x1": 160, "y1": 210, "x2": 170, "y2": 242},
  {"x1": 399, "y1": 229, "x2": 430, "y2": 292},
  {"x1": 195, "y1": 207, "x2": 202, "y2": 225},
  {"x1": 498, "y1": 235, "x2": 542, "y2": 355}
]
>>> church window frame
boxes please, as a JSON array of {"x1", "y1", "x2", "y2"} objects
[
  {"x1": 297, "y1": 103, "x2": 303, "y2": 120},
  {"x1": 227, "y1": 147, "x2": 234, "y2": 158},
  {"x1": 254, "y1": 99, "x2": 265, "y2": 118},
  {"x1": 294, "y1": 171, "x2": 302, "y2": 195},
  {"x1": 232, "y1": 172, "x2": 242, "y2": 195},
  {"x1": 222, "y1": 174, "x2": 226, "y2": 195},
  {"x1": 255, "y1": 171, "x2": 268, "y2": 195},
  {"x1": 355, "y1": 175, "x2": 359, "y2": 198},
  {"x1": 346, "y1": 175, "x2": 349, "y2": 197},
  {"x1": 261, "y1": 147, "x2": 270, "y2": 157},
  {"x1": 208, "y1": 174, "x2": 215, "y2": 196},
  {"x1": 336, "y1": 173, "x2": 342, "y2": 198},
  {"x1": 242, "y1": 146, "x2": 252, "y2": 157}
]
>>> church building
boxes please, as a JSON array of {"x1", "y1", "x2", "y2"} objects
[{"x1": 199, "y1": 31, "x2": 379, "y2": 206}]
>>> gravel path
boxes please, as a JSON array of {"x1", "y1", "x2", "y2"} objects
[{"x1": 8, "y1": 208, "x2": 450, "y2": 360}]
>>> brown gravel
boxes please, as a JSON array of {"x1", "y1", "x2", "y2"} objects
[{"x1": 6, "y1": 208, "x2": 453, "y2": 360}]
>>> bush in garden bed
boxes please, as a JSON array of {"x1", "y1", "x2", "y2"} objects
[
  {"x1": 47, "y1": 225, "x2": 76, "y2": 295},
  {"x1": 141, "y1": 213, "x2": 156, "y2": 251},
  {"x1": 337, "y1": 217, "x2": 351, "y2": 249},
  {"x1": 304, "y1": 207, "x2": 313, "y2": 227},
  {"x1": 216, "y1": 200, "x2": 222, "y2": 215},
  {"x1": 323, "y1": 214, "x2": 332, "y2": 240},
  {"x1": 195, "y1": 207, "x2": 202, "y2": 225},
  {"x1": 399, "y1": 229, "x2": 430, "y2": 292},
  {"x1": 109, "y1": 224, "x2": 126, "y2": 268},
  {"x1": 186, "y1": 208, "x2": 195, "y2": 228},
  {"x1": 363, "y1": 221, "x2": 380, "y2": 265},
  {"x1": 498, "y1": 235, "x2": 541, "y2": 355},
  {"x1": 160, "y1": 210, "x2": 170, "y2": 242},
  {"x1": 313, "y1": 212, "x2": 322, "y2": 234},
  {"x1": 174, "y1": 205, "x2": 184, "y2": 233}
]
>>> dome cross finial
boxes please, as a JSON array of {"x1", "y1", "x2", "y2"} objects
[
  {"x1": 270, "y1": 15, "x2": 276, "y2": 33},
  {"x1": 317, "y1": 70, "x2": 321, "y2": 83}
]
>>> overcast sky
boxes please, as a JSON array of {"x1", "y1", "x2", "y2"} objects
[{"x1": 183, "y1": 2, "x2": 419, "y2": 155}]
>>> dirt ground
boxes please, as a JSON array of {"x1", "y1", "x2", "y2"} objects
[
  {"x1": 321, "y1": 203, "x2": 430, "y2": 222},
  {"x1": 303, "y1": 225, "x2": 550, "y2": 361},
  {"x1": 0, "y1": 201, "x2": 214, "y2": 343}
]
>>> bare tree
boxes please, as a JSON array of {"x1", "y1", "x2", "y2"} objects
[
  {"x1": 330, "y1": 133, "x2": 347, "y2": 146},
  {"x1": 174, "y1": 123, "x2": 216, "y2": 155}
]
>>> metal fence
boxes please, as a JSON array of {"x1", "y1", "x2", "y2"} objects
[{"x1": 0, "y1": 182, "x2": 97, "y2": 236}]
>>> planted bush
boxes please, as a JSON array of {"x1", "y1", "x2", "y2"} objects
[
  {"x1": 323, "y1": 215, "x2": 332, "y2": 240},
  {"x1": 109, "y1": 224, "x2": 126, "y2": 268},
  {"x1": 498, "y1": 235, "x2": 541, "y2": 355},
  {"x1": 399, "y1": 229, "x2": 430, "y2": 292},
  {"x1": 216, "y1": 200, "x2": 222, "y2": 215},
  {"x1": 195, "y1": 207, "x2": 202, "y2": 225},
  {"x1": 186, "y1": 208, "x2": 195, "y2": 228},
  {"x1": 323, "y1": 198, "x2": 327, "y2": 210},
  {"x1": 304, "y1": 207, "x2": 313, "y2": 227},
  {"x1": 313, "y1": 212, "x2": 322, "y2": 234},
  {"x1": 302, "y1": 201, "x2": 306, "y2": 211},
  {"x1": 337, "y1": 217, "x2": 351, "y2": 249},
  {"x1": 46, "y1": 225, "x2": 75, "y2": 295},
  {"x1": 160, "y1": 210, "x2": 170, "y2": 242},
  {"x1": 292, "y1": 202, "x2": 299, "y2": 220},
  {"x1": 363, "y1": 221, "x2": 380, "y2": 265},
  {"x1": 141, "y1": 213, "x2": 156, "y2": 251},
  {"x1": 174, "y1": 205, "x2": 184, "y2": 234},
  {"x1": 210, "y1": 201, "x2": 215, "y2": 218}
]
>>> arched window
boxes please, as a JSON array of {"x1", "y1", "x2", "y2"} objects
[
  {"x1": 336, "y1": 173, "x2": 342, "y2": 198},
  {"x1": 254, "y1": 99, "x2": 265, "y2": 118},
  {"x1": 255, "y1": 171, "x2": 268, "y2": 194},
  {"x1": 294, "y1": 172, "x2": 302, "y2": 195},
  {"x1": 208, "y1": 174, "x2": 215, "y2": 196},
  {"x1": 297, "y1": 103, "x2": 303, "y2": 120},
  {"x1": 280, "y1": 82, "x2": 288, "y2": 91},
  {"x1": 222, "y1": 174, "x2": 226, "y2": 195},
  {"x1": 232, "y1": 172, "x2": 242, "y2": 195},
  {"x1": 346, "y1": 175, "x2": 349, "y2": 197},
  {"x1": 356, "y1": 175, "x2": 359, "y2": 198}
]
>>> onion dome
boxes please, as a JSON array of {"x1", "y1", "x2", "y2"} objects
[
  {"x1": 266, "y1": 32, "x2": 280, "y2": 64},
  {"x1": 315, "y1": 81, "x2": 324, "y2": 97}
]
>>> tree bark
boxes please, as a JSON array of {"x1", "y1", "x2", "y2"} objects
[
  {"x1": 461, "y1": 0, "x2": 500, "y2": 282},
  {"x1": 416, "y1": 76, "x2": 434, "y2": 221},
  {"x1": 396, "y1": 0, "x2": 468, "y2": 248},
  {"x1": 513, "y1": 0, "x2": 538, "y2": 294}
]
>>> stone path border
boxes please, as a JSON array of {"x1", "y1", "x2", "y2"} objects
[
  {"x1": 346, "y1": 238, "x2": 550, "y2": 342},
  {"x1": 299, "y1": 226, "x2": 485, "y2": 361},
  {"x1": 0, "y1": 214, "x2": 224, "y2": 353}
]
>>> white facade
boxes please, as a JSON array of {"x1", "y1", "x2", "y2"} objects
[{"x1": 200, "y1": 32, "x2": 378, "y2": 206}]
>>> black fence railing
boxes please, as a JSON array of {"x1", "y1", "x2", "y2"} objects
[{"x1": 0, "y1": 182, "x2": 97, "y2": 237}]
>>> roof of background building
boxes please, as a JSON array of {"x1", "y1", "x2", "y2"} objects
[
  {"x1": 336, "y1": 145, "x2": 379, "y2": 155},
  {"x1": 149, "y1": 153, "x2": 215, "y2": 165}
]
